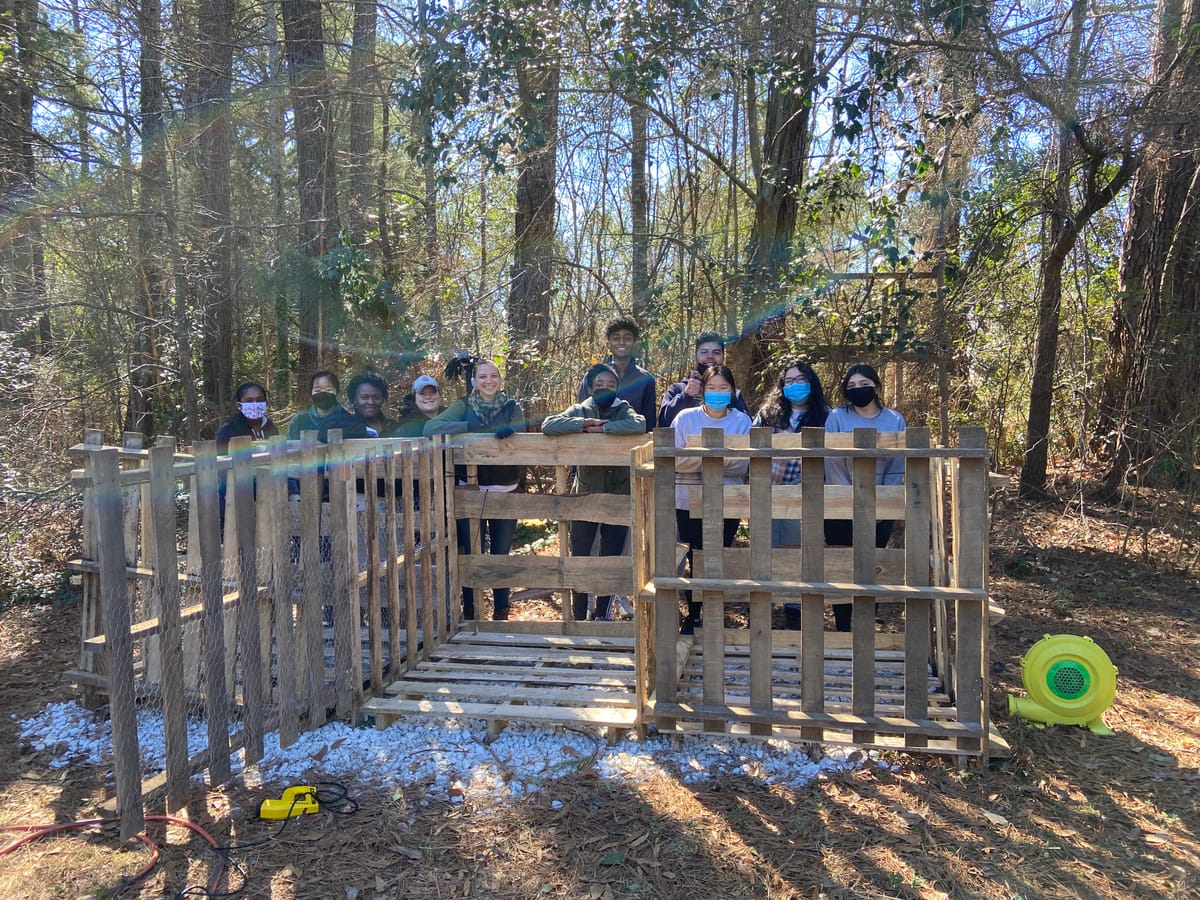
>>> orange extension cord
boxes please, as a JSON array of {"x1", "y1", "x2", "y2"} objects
[{"x1": 1, "y1": 813, "x2": 225, "y2": 898}]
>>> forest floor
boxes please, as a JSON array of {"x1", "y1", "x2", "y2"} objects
[{"x1": 0, "y1": 475, "x2": 1198, "y2": 899}]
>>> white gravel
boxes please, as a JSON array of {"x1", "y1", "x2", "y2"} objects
[{"x1": 17, "y1": 701, "x2": 878, "y2": 804}]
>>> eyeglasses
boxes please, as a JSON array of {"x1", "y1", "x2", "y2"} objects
[{"x1": 781, "y1": 377, "x2": 808, "y2": 386}]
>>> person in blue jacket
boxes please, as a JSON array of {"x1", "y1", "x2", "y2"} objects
[{"x1": 545, "y1": 363, "x2": 647, "y2": 620}]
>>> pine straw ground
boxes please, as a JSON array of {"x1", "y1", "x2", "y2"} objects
[{"x1": 0, "y1": 478, "x2": 1198, "y2": 900}]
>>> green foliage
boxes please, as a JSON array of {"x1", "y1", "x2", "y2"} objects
[{"x1": 319, "y1": 235, "x2": 428, "y2": 374}]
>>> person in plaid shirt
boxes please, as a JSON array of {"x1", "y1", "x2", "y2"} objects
[{"x1": 752, "y1": 360, "x2": 830, "y2": 629}]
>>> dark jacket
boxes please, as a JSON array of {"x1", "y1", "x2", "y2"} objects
[
  {"x1": 657, "y1": 381, "x2": 749, "y2": 428},
  {"x1": 216, "y1": 413, "x2": 279, "y2": 452},
  {"x1": 575, "y1": 357, "x2": 656, "y2": 432},
  {"x1": 542, "y1": 397, "x2": 645, "y2": 494},
  {"x1": 286, "y1": 404, "x2": 371, "y2": 442},
  {"x1": 393, "y1": 396, "x2": 446, "y2": 437},
  {"x1": 424, "y1": 396, "x2": 525, "y2": 487}
]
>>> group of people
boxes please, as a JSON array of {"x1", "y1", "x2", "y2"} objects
[{"x1": 215, "y1": 317, "x2": 905, "y2": 633}]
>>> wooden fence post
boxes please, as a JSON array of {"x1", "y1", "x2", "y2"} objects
[
  {"x1": 148, "y1": 441, "x2": 190, "y2": 811},
  {"x1": 89, "y1": 448, "x2": 143, "y2": 837},
  {"x1": 268, "y1": 436, "x2": 298, "y2": 747},
  {"x1": 327, "y1": 431, "x2": 362, "y2": 720},
  {"x1": 799, "y1": 428, "x2": 826, "y2": 742},
  {"x1": 298, "y1": 431, "x2": 326, "y2": 728},
  {"x1": 904, "y1": 428, "x2": 932, "y2": 750},
  {"x1": 851, "y1": 428, "x2": 878, "y2": 745},
  {"x1": 231, "y1": 436, "x2": 264, "y2": 763},
  {"x1": 194, "y1": 441, "x2": 232, "y2": 785},
  {"x1": 748, "y1": 427, "x2": 773, "y2": 736},
  {"x1": 953, "y1": 427, "x2": 988, "y2": 758},
  {"x1": 652, "y1": 428, "x2": 677, "y2": 732}
]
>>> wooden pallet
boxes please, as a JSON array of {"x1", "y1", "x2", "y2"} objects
[{"x1": 362, "y1": 626, "x2": 641, "y2": 739}]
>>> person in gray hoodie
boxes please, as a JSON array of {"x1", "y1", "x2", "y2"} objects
[{"x1": 542, "y1": 363, "x2": 646, "y2": 620}]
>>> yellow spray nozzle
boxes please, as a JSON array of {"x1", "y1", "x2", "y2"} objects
[{"x1": 258, "y1": 785, "x2": 319, "y2": 819}]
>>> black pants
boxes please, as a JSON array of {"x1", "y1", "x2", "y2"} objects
[
  {"x1": 456, "y1": 517, "x2": 517, "y2": 619},
  {"x1": 676, "y1": 509, "x2": 739, "y2": 624},
  {"x1": 569, "y1": 521, "x2": 629, "y2": 620},
  {"x1": 824, "y1": 519, "x2": 895, "y2": 631}
]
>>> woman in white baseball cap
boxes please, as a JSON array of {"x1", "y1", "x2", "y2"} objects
[{"x1": 393, "y1": 374, "x2": 446, "y2": 437}]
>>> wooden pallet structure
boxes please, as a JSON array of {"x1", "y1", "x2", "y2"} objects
[{"x1": 68, "y1": 425, "x2": 999, "y2": 832}]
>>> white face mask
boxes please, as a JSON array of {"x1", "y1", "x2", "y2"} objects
[{"x1": 239, "y1": 401, "x2": 267, "y2": 420}]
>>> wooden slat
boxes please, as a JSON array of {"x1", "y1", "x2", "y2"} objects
[
  {"x1": 231, "y1": 437, "x2": 264, "y2": 764},
  {"x1": 298, "y1": 432, "x2": 326, "y2": 728},
  {"x1": 383, "y1": 683, "x2": 637, "y2": 707},
  {"x1": 904, "y1": 428, "x2": 932, "y2": 750},
  {"x1": 695, "y1": 546, "x2": 906, "y2": 583},
  {"x1": 400, "y1": 445, "x2": 420, "y2": 664},
  {"x1": 327, "y1": 432, "x2": 360, "y2": 720},
  {"x1": 383, "y1": 451, "x2": 403, "y2": 676},
  {"x1": 268, "y1": 437, "x2": 298, "y2": 747},
  {"x1": 91, "y1": 449, "x2": 143, "y2": 838},
  {"x1": 362, "y1": 697, "x2": 638, "y2": 728},
  {"x1": 193, "y1": 441, "x2": 232, "y2": 786},
  {"x1": 454, "y1": 488, "x2": 632, "y2": 525},
  {"x1": 748, "y1": 427, "x2": 773, "y2": 736},
  {"x1": 851, "y1": 428, "x2": 877, "y2": 745},
  {"x1": 699, "y1": 427, "x2": 726, "y2": 732},
  {"x1": 954, "y1": 428, "x2": 988, "y2": 756},
  {"x1": 655, "y1": 576, "x2": 984, "y2": 601},
  {"x1": 148, "y1": 443, "x2": 189, "y2": 812},
  {"x1": 417, "y1": 443, "x2": 437, "y2": 647},
  {"x1": 365, "y1": 451, "x2": 384, "y2": 694},
  {"x1": 460, "y1": 554, "x2": 634, "y2": 595},
  {"x1": 688, "y1": 484, "x2": 906, "y2": 519},
  {"x1": 454, "y1": 432, "x2": 648, "y2": 467},
  {"x1": 799, "y1": 428, "x2": 826, "y2": 741}
]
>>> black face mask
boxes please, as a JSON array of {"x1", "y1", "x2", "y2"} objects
[
  {"x1": 312, "y1": 391, "x2": 339, "y2": 412},
  {"x1": 593, "y1": 388, "x2": 618, "y2": 409},
  {"x1": 845, "y1": 385, "x2": 877, "y2": 409}
]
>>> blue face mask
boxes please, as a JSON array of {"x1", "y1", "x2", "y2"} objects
[
  {"x1": 783, "y1": 382, "x2": 811, "y2": 405},
  {"x1": 703, "y1": 391, "x2": 731, "y2": 412}
]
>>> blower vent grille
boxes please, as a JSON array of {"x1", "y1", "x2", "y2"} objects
[{"x1": 1047, "y1": 660, "x2": 1089, "y2": 700}]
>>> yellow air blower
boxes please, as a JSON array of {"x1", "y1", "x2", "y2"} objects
[
  {"x1": 1007, "y1": 634, "x2": 1117, "y2": 734},
  {"x1": 259, "y1": 785, "x2": 320, "y2": 819}
]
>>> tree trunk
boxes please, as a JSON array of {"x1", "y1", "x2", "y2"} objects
[
  {"x1": 347, "y1": 0, "x2": 375, "y2": 243},
  {"x1": 735, "y1": 0, "x2": 815, "y2": 390},
  {"x1": 0, "y1": 0, "x2": 45, "y2": 349},
  {"x1": 193, "y1": 0, "x2": 235, "y2": 415},
  {"x1": 127, "y1": 0, "x2": 168, "y2": 438},
  {"x1": 283, "y1": 0, "x2": 338, "y2": 396},
  {"x1": 1099, "y1": 0, "x2": 1200, "y2": 491},
  {"x1": 629, "y1": 96, "x2": 650, "y2": 325},
  {"x1": 506, "y1": 54, "x2": 559, "y2": 413},
  {"x1": 1019, "y1": 0, "x2": 1138, "y2": 497}
]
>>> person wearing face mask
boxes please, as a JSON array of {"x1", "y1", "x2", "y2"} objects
[
  {"x1": 575, "y1": 318, "x2": 656, "y2": 431},
  {"x1": 657, "y1": 331, "x2": 749, "y2": 428},
  {"x1": 823, "y1": 363, "x2": 906, "y2": 631},
  {"x1": 287, "y1": 370, "x2": 371, "y2": 442},
  {"x1": 347, "y1": 372, "x2": 393, "y2": 438},
  {"x1": 216, "y1": 381, "x2": 280, "y2": 533},
  {"x1": 671, "y1": 364, "x2": 752, "y2": 634},
  {"x1": 425, "y1": 359, "x2": 526, "y2": 621},
  {"x1": 393, "y1": 374, "x2": 447, "y2": 437},
  {"x1": 217, "y1": 381, "x2": 279, "y2": 451},
  {"x1": 753, "y1": 360, "x2": 830, "y2": 629},
  {"x1": 543, "y1": 363, "x2": 647, "y2": 621}
]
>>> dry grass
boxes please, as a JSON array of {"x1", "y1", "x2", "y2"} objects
[{"x1": 0, "y1": 478, "x2": 1197, "y2": 898}]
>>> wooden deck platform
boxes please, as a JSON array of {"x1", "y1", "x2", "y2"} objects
[
  {"x1": 362, "y1": 624, "x2": 643, "y2": 738},
  {"x1": 361, "y1": 625, "x2": 974, "y2": 749}
]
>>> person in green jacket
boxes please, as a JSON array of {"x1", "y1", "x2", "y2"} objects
[{"x1": 542, "y1": 363, "x2": 646, "y2": 620}]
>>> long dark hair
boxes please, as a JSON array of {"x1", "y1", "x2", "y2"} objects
[
  {"x1": 758, "y1": 360, "x2": 828, "y2": 430},
  {"x1": 840, "y1": 363, "x2": 884, "y2": 410}
]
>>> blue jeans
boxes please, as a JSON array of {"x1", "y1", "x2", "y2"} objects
[{"x1": 456, "y1": 517, "x2": 517, "y2": 619}]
